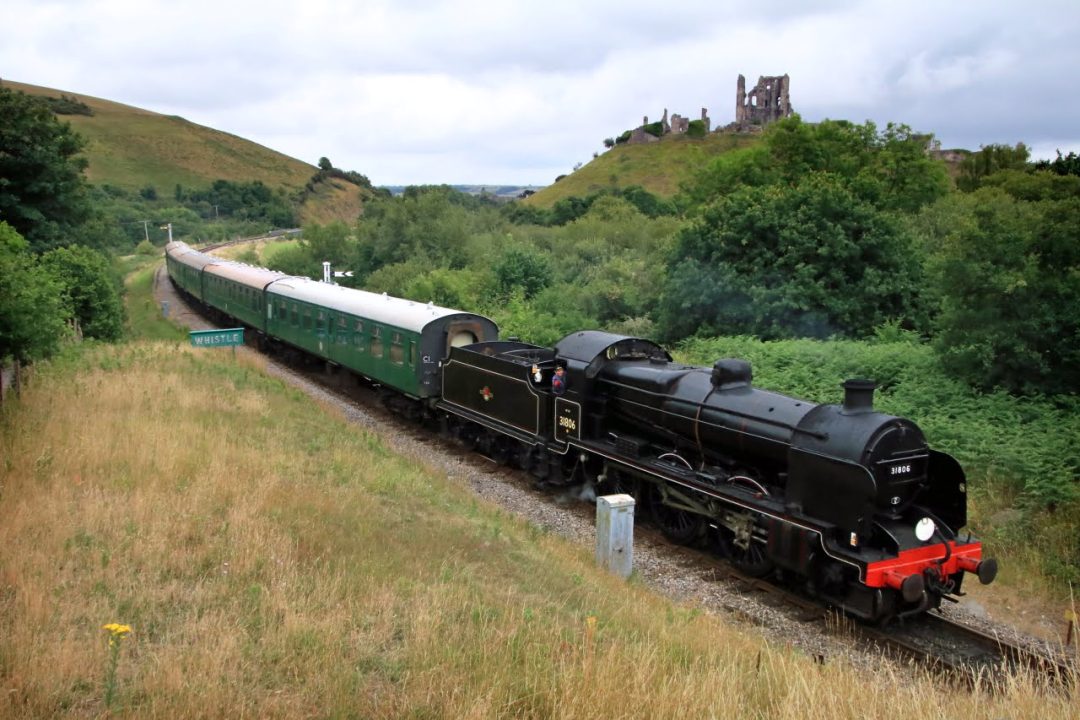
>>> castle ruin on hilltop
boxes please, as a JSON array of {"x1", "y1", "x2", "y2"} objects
[
  {"x1": 734, "y1": 74, "x2": 792, "y2": 129},
  {"x1": 623, "y1": 73, "x2": 793, "y2": 145}
]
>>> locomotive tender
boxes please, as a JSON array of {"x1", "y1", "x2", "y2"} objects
[{"x1": 166, "y1": 241, "x2": 996, "y2": 623}]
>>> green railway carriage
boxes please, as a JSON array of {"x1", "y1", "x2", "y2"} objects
[
  {"x1": 202, "y1": 262, "x2": 289, "y2": 331},
  {"x1": 165, "y1": 241, "x2": 216, "y2": 300},
  {"x1": 165, "y1": 240, "x2": 498, "y2": 399},
  {"x1": 266, "y1": 278, "x2": 497, "y2": 398}
]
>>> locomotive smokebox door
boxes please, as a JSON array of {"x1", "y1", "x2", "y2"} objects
[{"x1": 555, "y1": 398, "x2": 582, "y2": 442}]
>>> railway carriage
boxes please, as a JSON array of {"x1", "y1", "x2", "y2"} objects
[
  {"x1": 265, "y1": 279, "x2": 497, "y2": 398},
  {"x1": 203, "y1": 262, "x2": 290, "y2": 330},
  {"x1": 164, "y1": 241, "x2": 216, "y2": 299}
]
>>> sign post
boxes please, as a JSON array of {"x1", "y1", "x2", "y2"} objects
[{"x1": 189, "y1": 328, "x2": 245, "y2": 359}]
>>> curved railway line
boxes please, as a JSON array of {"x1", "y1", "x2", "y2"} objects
[{"x1": 153, "y1": 254, "x2": 1078, "y2": 694}]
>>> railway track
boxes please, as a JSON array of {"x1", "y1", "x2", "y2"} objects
[{"x1": 157, "y1": 261, "x2": 1078, "y2": 694}]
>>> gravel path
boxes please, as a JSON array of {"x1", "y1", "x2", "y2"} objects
[{"x1": 152, "y1": 262, "x2": 1058, "y2": 676}]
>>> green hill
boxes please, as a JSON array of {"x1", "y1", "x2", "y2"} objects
[
  {"x1": 527, "y1": 131, "x2": 760, "y2": 208},
  {"x1": 5, "y1": 80, "x2": 368, "y2": 224}
]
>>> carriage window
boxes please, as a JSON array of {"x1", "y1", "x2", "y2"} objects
[
  {"x1": 290, "y1": 305, "x2": 299, "y2": 326},
  {"x1": 390, "y1": 332, "x2": 404, "y2": 365},
  {"x1": 302, "y1": 309, "x2": 312, "y2": 330},
  {"x1": 371, "y1": 326, "x2": 383, "y2": 358},
  {"x1": 353, "y1": 320, "x2": 365, "y2": 352},
  {"x1": 409, "y1": 340, "x2": 416, "y2": 367},
  {"x1": 316, "y1": 311, "x2": 326, "y2": 336}
]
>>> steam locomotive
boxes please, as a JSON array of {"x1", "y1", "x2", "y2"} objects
[{"x1": 166, "y1": 241, "x2": 996, "y2": 623}]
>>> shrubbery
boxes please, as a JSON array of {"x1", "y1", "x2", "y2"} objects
[{"x1": 686, "y1": 119, "x2": 707, "y2": 138}]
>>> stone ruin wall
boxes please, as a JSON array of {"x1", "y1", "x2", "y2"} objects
[
  {"x1": 624, "y1": 74, "x2": 791, "y2": 145},
  {"x1": 734, "y1": 74, "x2": 793, "y2": 129}
]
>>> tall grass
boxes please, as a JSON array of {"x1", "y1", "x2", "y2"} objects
[{"x1": 0, "y1": 342, "x2": 1075, "y2": 717}]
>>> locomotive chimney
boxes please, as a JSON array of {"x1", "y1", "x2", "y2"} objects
[{"x1": 841, "y1": 379, "x2": 876, "y2": 414}]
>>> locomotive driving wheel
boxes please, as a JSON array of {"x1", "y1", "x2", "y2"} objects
[
  {"x1": 716, "y1": 509, "x2": 774, "y2": 577},
  {"x1": 647, "y1": 484, "x2": 705, "y2": 545}
]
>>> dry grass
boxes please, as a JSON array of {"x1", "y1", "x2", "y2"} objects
[{"x1": 0, "y1": 343, "x2": 1075, "y2": 718}]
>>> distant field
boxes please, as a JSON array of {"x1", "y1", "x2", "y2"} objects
[{"x1": 527, "y1": 132, "x2": 760, "y2": 207}]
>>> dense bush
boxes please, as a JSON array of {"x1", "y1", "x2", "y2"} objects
[
  {"x1": 0, "y1": 223, "x2": 69, "y2": 363},
  {"x1": 686, "y1": 119, "x2": 707, "y2": 138},
  {"x1": 660, "y1": 175, "x2": 922, "y2": 341},
  {"x1": 683, "y1": 117, "x2": 950, "y2": 214},
  {"x1": 181, "y1": 179, "x2": 296, "y2": 227},
  {"x1": 643, "y1": 121, "x2": 664, "y2": 138},
  {"x1": 915, "y1": 187, "x2": 1080, "y2": 395},
  {"x1": 41, "y1": 93, "x2": 93, "y2": 116},
  {"x1": 41, "y1": 245, "x2": 125, "y2": 341},
  {"x1": 1034, "y1": 150, "x2": 1080, "y2": 176},
  {"x1": 956, "y1": 143, "x2": 1030, "y2": 191},
  {"x1": 493, "y1": 246, "x2": 552, "y2": 299}
]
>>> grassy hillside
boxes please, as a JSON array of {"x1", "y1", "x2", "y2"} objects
[
  {"x1": 6, "y1": 80, "x2": 368, "y2": 224},
  {"x1": 7, "y1": 80, "x2": 313, "y2": 193},
  {"x1": 527, "y1": 131, "x2": 760, "y2": 207}
]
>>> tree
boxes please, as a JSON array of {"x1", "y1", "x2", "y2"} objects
[
  {"x1": 493, "y1": 246, "x2": 552, "y2": 299},
  {"x1": 659, "y1": 175, "x2": 922, "y2": 341},
  {"x1": 0, "y1": 222, "x2": 69, "y2": 363},
  {"x1": 1034, "y1": 150, "x2": 1080, "y2": 177},
  {"x1": 956, "y1": 143, "x2": 1030, "y2": 191},
  {"x1": 41, "y1": 245, "x2": 125, "y2": 341},
  {"x1": 683, "y1": 117, "x2": 949, "y2": 215},
  {"x1": 919, "y1": 187, "x2": 1080, "y2": 395},
  {"x1": 0, "y1": 87, "x2": 92, "y2": 251},
  {"x1": 318, "y1": 157, "x2": 333, "y2": 171}
]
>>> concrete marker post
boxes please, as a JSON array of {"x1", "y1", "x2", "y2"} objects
[{"x1": 596, "y1": 494, "x2": 635, "y2": 578}]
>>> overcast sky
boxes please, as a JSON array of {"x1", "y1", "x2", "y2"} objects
[{"x1": 3, "y1": 0, "x2": 1079, "y2": 185}]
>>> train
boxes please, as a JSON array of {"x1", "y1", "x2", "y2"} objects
[{"x1": 165, "y1": 240, "x2": 997, "y2": 623}]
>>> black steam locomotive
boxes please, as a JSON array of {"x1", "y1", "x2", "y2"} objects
[{"x1": 440, "y1": 331, "x2": 996, "y2": 622}]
